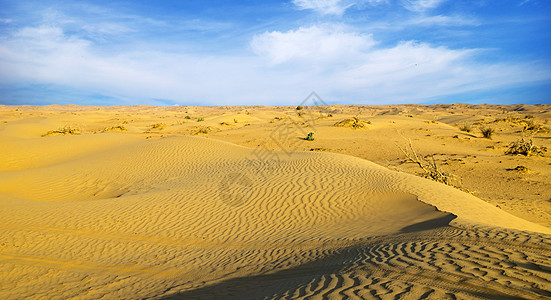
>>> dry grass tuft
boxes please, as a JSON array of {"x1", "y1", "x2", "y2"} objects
[
  {"x1": 479, "y1": 126, "x2": 495, "y2": 139},
  {"x1": 334, "y1": 117, "x2": 371, "y2": 129}
]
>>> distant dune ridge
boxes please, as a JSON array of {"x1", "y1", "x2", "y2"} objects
[{"x1": 1, "y1": 105, "x2": 551, "y2": 299}]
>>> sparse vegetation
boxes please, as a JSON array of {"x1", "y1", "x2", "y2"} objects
[
  {"x1": 42, "y1": 126, "x2": 81, "y2": 137},
  {"x1": 494, "y1": 116, "x2": 549, "y2": 133},
  {"x1": 185, "y1": 115, "x2": 191, "y2": 119},
  {"x1": 197, "y1": 117, "x2": 205, "y2": 122},
  {"x1": 304, "y1": 132, "x2": 315, "y2": 141},
  {"x1": 334, "y1": 117, "x2": 371, "y2": 129},
  {"x1": 523, "y1": 119, "x2": 548, "y2": 133},
  {"x1": 296, "y1": 106, "x2": 304, "y2": 111},
  {"x1": 505, "y1": 137, "x2": 547, "y2": 156},
  {"x1": 479, "y1": 126, "x2": 495, "y2": 139}
]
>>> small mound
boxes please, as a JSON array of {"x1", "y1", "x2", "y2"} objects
[{"x1": 334, "y1": 117, "x2": 371, "y2": 129}]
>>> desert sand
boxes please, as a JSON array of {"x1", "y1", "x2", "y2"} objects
[{"x1": 1, "y1": 104, "x2": 550, "y2": 299}]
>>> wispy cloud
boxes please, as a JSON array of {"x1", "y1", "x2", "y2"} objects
[
  {"x1": 406, "y1": 15, "x2": 479, "y2": 26},
  {"x1": 293, "y1": 0, "x2": 354, "y2": 15},
  {"x1": 402, "y1": 0, "x2": 445, "y2": 12},
  {"x1": 292, "y1": 0, "x2": 386, "y2": 16}
]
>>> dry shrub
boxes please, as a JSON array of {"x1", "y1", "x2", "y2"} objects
[
  {"x1": 505, "y1": 138, "x2": 547, "y2": 156},
  {"x1": 396, "y1": 139, "x2": 453, "y2": 185},
  {"x1": 42, "y1": 126, "x2": 80, "y2": 137},
  {"x1": 334, "y1": 117, "x2": 371, "y2": 129}
]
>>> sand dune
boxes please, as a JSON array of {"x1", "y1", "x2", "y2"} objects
[
  {"x1": 1, "y1": 132, "x2": 550, "y2": 299},
  {"x1": 0, "y1": 106, "x2": 551, "y2": 299}
]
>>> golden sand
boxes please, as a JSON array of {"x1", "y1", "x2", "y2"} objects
[{"x1": 1, "y1": 104, "x2": 550, "y2": 299}]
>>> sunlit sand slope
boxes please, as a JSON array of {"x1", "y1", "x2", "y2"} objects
[{"x1": 0, "y1": 135, "x2": 549, "y2": 299}]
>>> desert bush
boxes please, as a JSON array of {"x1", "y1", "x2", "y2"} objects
[
  {"x1": 459, "y1": 124, "x2": 472, "y2": 132},
  {"x1": 150, "y1": 123, "x2": 166, "y2": 129},
  {"x1": 185, "y1": 115, "x2": 191, "y2": 119},
  {"x1": 197, "y1": 117, "x2": 205, "y2": 122},
  {"x1": 304, "y1": 132, "x2": 315, "y2": 141},
  {"x1": 42, "y1": 126, "x2": 80, "y2": 137},
  {"x1": 296, "y1": 106, "x2": 304, "y2": 111},
  {"x1": 479, "y1": 126, "x2": 494, "y2": 139},
  {"x1": 334, "y1": 117, "x2": 371, "y2": 129},
  {"x1": 505, "y1": 138, "x2": 547, "y2": 156}
]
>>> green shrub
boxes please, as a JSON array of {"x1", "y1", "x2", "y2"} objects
[
  {"x1": 197, "y1": 117, "x2": 205, "y2": 122},
  {"x1": 185, "y1": 115, "x2": 191, "y2": 119},
  {"x1": 304, "y1": 132, "x2": 314, "y2": 141}
]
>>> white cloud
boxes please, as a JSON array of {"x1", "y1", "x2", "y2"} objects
[
  {"x1": 403, "y1": 0, "x2": 445, "y2": 12},
  {"x1": 250, "y1": 24, "x2": 376, "y2": 64}
]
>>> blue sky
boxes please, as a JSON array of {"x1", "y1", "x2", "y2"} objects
[{"x1": 0, "y1": 0, "x2": 550, "y2": 106}]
